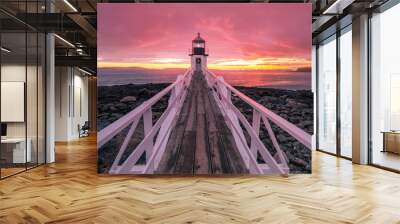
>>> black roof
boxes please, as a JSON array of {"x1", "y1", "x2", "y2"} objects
[{"x1": 192, "y1": 32, "x2": 205, "y2": 43}]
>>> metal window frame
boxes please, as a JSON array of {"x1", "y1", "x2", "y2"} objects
[
  {"x1": 367, "y1": 0, "x2": 400, "y2": 173},
  {"x1": 315, "y1": 22, "x2": 353, "y2": 161},
  {"x1": 316, "y1": 0, "x2": 400, "y2": 172},
  {"x1": 0, "y1": 0, "x2": 47, "y2": 180}
]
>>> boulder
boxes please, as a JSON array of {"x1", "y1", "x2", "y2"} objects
[
  {"x1": 109, "y1": 106, "x2": 118, "y2": 112},
  {"x1": 286, "y1": 98, "x2": 307, "y2": 108},
  {"x1": 111, "y1": 113, "x2": 123, "y2": 120},
  {"x1": 138, "y1": 88, "x2": 151, "y2": 97},
  {"x1": 120, "y1": 96, "x2": 137, "y2": 103},
  {"x1": 291, "y1": 158, "x2": 308, "y2": 167},
  {"x1": 115, "y1": 103, "x2": 128, "y2": 110},
  {"x1": 277, "y1": 134, "x2": 290, "y2": 143}
]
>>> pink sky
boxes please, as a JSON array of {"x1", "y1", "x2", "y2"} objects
[{"x1": 98, "y1": 3, "x2": 311, "y2": 72}]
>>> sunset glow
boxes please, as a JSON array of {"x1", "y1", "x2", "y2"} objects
[{"x1": 98, "y1": 4, "x2": 311, "y2": 73}]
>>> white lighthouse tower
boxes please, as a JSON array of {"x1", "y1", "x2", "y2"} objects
[{"x1": 189, "y1": 33, "x2": 208, "y2": 72}]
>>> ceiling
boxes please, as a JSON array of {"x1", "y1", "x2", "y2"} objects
[{"x1": 0, "y1": 0, "x2": 393, "y2": 74}]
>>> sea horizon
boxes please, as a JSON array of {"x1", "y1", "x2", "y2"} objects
[{"x1": 98, "y1": 67, "x2": 311, "y2": 90}]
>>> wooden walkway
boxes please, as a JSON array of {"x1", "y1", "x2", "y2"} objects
[{"x1": 156, "y1": 71, "x2": 249, "y2": 174}]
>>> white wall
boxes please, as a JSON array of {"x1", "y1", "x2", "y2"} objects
[
  {"x1": 71, "y1": 73, "x2": 89, "y2": 138},
  {"x1": 55, "y1": 67, "x2": 89, "y2": 141},
  {"x1": 191, "y1": 55, "x2": 207, "y2": 72},
  {"x1": 1, "y1": 65, "x2": 35, "y2": 138},
  {"x1": 55, "y1": 67, "x2": 70, "y2": 141},
  {"x1": 46, "y1": 32, "x2": 56, "y2": 163},
  {"x1": 352, "y1": 14, "x2": 369, "y2": 164}
]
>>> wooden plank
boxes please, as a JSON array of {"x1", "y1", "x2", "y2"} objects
[
  {"x1": 173, "y1": 73, "x2": 199, "y2": 174},
  {"x1": 207, "y1": 87, "x2": 249, "y2": 174},
  {"x1": 210, "y1": 96, "x2": 235, "y2": 174},
  {"x1": 155, "y1": 89, "x2": 192, "y2": 174},
  {"x1": 221, "y1": 128, "x2": 249, "y2": 174},
  {"x1": 157, "y1": 71, "x2": 248, "y2": 174},
  {"x1": 203, "y1": 86, "x2": 224, "y2": 174},
  {"x1": 194, "y1": 75, "x2": 209, "y2": 174}
]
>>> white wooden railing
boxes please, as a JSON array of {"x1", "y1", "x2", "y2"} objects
[
  {"x1": 99, "y1": 67, "x2": 311, "y2": 175},
  {"x1": 98, "y1": 69, "x2": 192, "y2": 174},
  {"x1": 204, "y1": 70, "x2": 312, "y2": 175}
]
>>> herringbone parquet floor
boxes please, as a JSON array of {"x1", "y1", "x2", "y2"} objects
[{"x1": 1, "y1": 135, "x2": 400, "y2": 224}]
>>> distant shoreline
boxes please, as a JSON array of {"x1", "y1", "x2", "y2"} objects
[
  {"x1": 97, "y1": 70, "x2": 311, "y2": 90},
  {"x1": 98, "y1": 82, "x2": 312, "y2": 92}
]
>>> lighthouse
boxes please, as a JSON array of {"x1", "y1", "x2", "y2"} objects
[{"x1": 189, "y1": 33, "x2": 208, "y2": 72}]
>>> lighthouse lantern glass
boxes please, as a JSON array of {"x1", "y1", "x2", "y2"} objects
[{"x1": 194, "y1": 42, "x2": 204, "y2": 48}]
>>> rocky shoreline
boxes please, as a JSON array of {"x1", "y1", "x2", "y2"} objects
[{"x1": 98, "y1": 83, "x2": 313, "y2": 174}]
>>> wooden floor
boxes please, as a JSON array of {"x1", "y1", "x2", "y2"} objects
[
  {"x1": 157, "y1": 71, "x2": 248, "y2": 174},
  {"x1": 1, "y1": 135, "x2": 400, "y2": 223},
  {"x1": 0, "y1": 167, "x2": 26, "y2": 178},
  {"x1": 372, "y1": 150, "x2": 400, "y2": 171}
]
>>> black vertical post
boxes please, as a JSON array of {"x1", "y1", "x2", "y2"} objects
[
  {"x1": 0, "y1": 17, "x2": 2, "y2": 179},
  {"x1": 25, "y1": 0, "x2": 28, "y2": 171},
  {"x1": 315, "y1": 44, "x2": 320, "y2": 151},
  {"x1": 367, "y1": 10, "x2": 373, "y2": 165},
  {"x1": 336, "y1": 26, "x2": 341, "y2": 157},
  {"x1": 36, "y1": 0, "x2": 39, "y2": 167},
  {"x1": 44, "y1": 25, "x2": 47, "y2": 165}
]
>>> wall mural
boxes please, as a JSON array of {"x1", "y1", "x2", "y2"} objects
[{"x1": 97, "y1": 3, "x2": 312, "y2": 175}]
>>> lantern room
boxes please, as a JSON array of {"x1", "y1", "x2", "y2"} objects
[{"x1": 190, "y1": 33, "x2": 208, "y2": 56}]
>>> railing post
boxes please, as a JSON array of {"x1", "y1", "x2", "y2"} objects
[
  {"x1": 109, "y1": 119, "x2": 140, "y2": 173},
  {"x1": 168, "y1": 88, "x2": 176, "y2": 106},
  {"x1": 262, "y1": 116, "x2": 289, "y2": 167},
  {"x1": 143, "y1": 108, "x2": 153, "y2": 161},
  {"x1": 226, "y1": 88, "x2": 232, "y2": 104},
  {"x1": 250, "y1": 109, "x2": 261, "y2": 159},
  {"x1": 101, "y1": 69, "x2": 193, "y2": 174}
]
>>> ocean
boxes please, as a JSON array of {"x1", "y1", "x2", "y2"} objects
[{"x1": 98, "y1": 68, "x2": 311, "y2": 90}]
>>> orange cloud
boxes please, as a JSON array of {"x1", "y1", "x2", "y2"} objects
[{"x1": 98, "y1": 56, "x2": 310, "y2": 72}]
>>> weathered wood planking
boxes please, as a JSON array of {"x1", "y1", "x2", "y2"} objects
[
  {"x1": 156, "y1": 71, "x2": 248, "y2": 174},
  {"x1": 194, "y1": 75, "x2": 209, "y2": 174},
  {"x1": 155, "y1": 89, "x2": 192, "y2": 174}
]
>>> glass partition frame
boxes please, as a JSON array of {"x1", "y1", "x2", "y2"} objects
[{"x1": 0, "y1": 0, "x2": 47, "y2": 179}]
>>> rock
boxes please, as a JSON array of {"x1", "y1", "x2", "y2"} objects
[
  {"x1": 280, "y1": 95, "x2": 288, "y2": 100},
  {"x1": 109, "y1": 106, "x2": 118, "y2": 112},
  {"x1": 274, "y1": 151, "x2": 289, "y2": 163},
  {"x1": 138, "y1": 88, "x2": 151, "y2": 97},
  {"x1": 115, "y1": 103, "x2": 127, "y2": 110},
  {"x1": 291, "y1": 158, "x2": 308, "y2": 167},
  {"x1": 260, "y1": 96, "x2": 280, "y2": 105},
  {"x1": 111, "y1": 113, "x2": 123, "y2": 119},
  {"x1": 277, "y1": 134, "x2": 290, "y2": 143},
  {"x1": 299, "y1": 120, "x2": 313, "y2": 128},
  {"x1": 120, "y1": 96, "x2": 137, "y2": 103},
  {"x1": 102, "y1": 103, "x2": 118, "y2": 112},
  {"x1": 286, "y1": 98, "x2": 307, "y2": 108}
]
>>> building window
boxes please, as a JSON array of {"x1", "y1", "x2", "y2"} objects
[
  {"x1": 339, "y1": 27, "x2": 352, "y2": 158},
  {"x1": 317, "y1": 35, "x2": 337, "y2": 154},
  {"x1": 370, "y1": 3, "x2": 400, "y2": 171}
]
